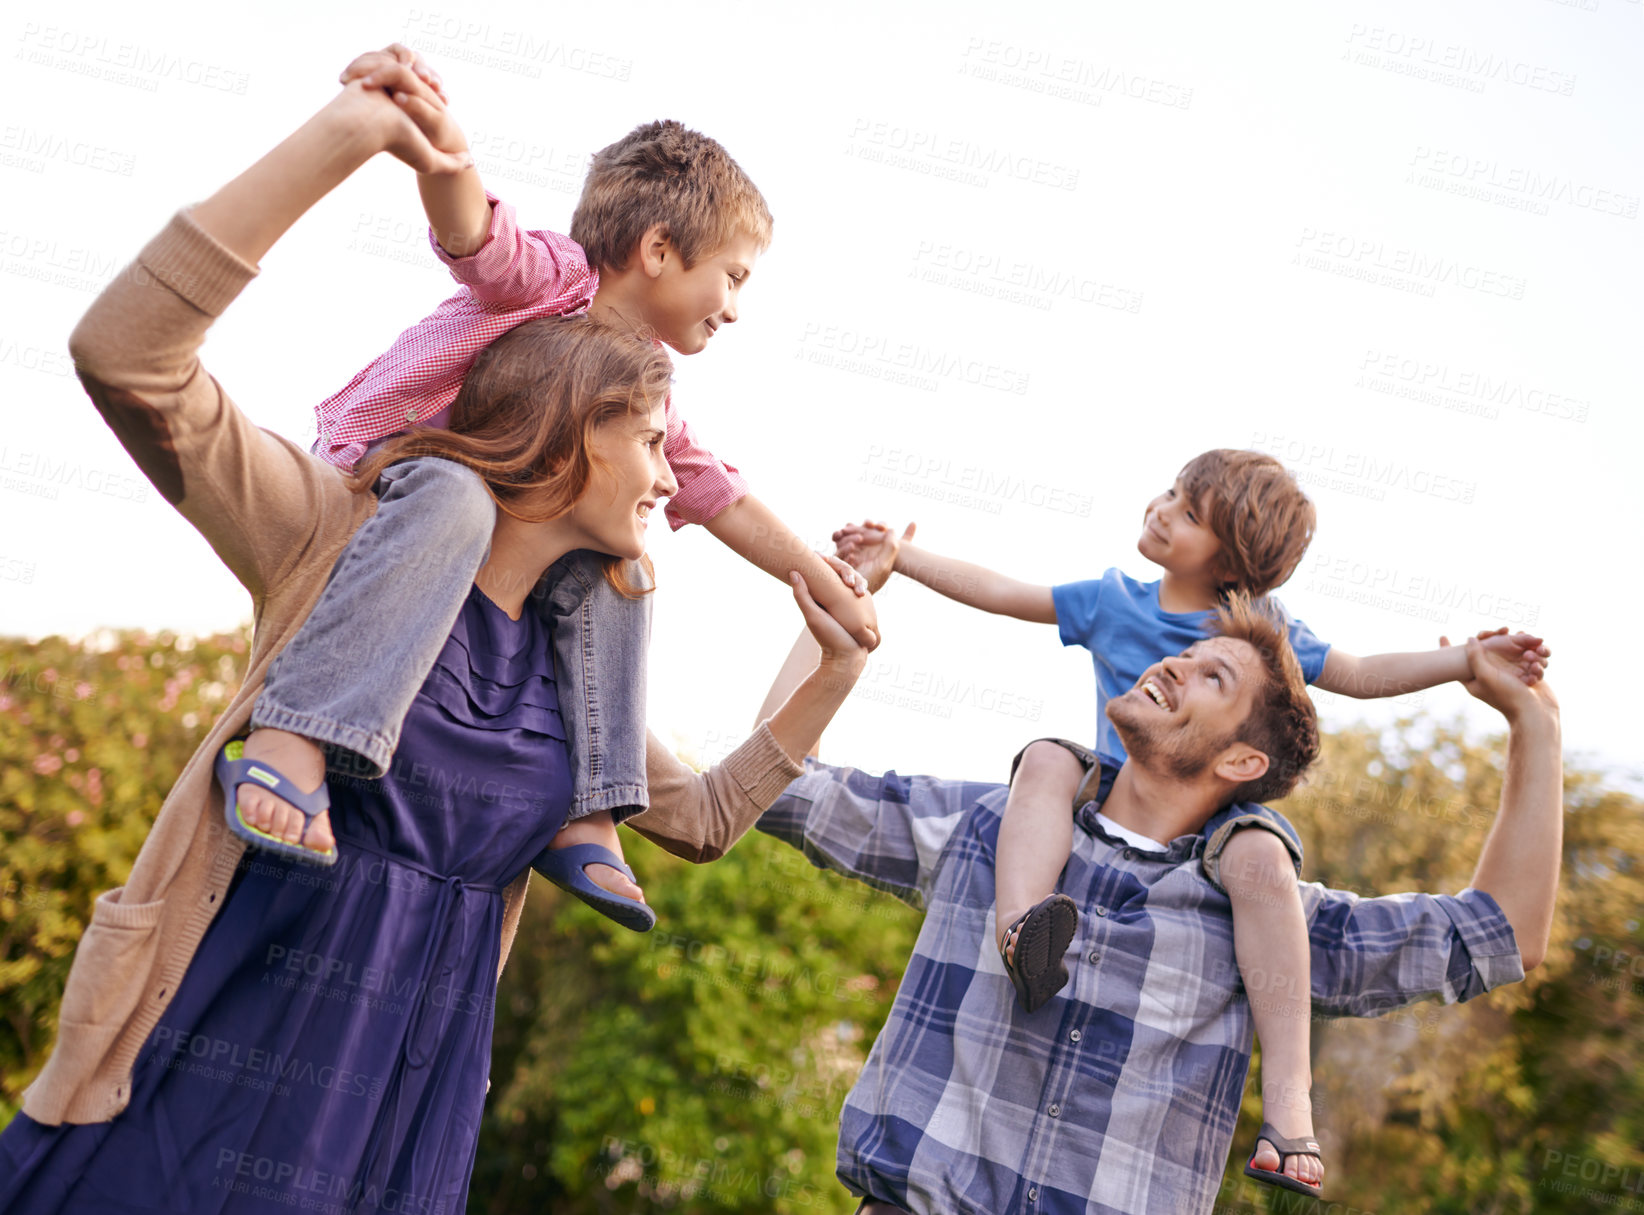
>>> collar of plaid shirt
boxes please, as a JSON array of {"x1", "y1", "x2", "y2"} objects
[{"x1": 757, "y1": 760, "x2": 1523, "y2": 1215}]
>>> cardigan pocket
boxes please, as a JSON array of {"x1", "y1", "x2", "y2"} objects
[{"x1": 56, "y1": 886, "x2": 168, "y2": 1030}]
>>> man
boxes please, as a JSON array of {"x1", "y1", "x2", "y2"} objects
[{"x1": 756, "y1": 594, "x2": 1562, "y2": 1215}]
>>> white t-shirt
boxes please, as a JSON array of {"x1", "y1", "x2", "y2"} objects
[{"x1": 1095, "y1": 812, "x2": 1167, "y2": 853}]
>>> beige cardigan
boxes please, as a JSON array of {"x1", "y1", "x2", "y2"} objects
[{"x1": 24, "y1": 212, "x2": 804, "y2": 1126}]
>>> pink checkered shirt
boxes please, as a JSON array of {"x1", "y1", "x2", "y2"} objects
[{"x1": 314, "y1": 195, "x2": 748, "y2": 530}]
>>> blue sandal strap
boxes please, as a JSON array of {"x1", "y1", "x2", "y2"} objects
[
  {"x1": 215, "y1": 741, "x2": 336, "y2": 864},
  {"x1": 532, "y1": 842, "x2": 654, "y2": 932}
]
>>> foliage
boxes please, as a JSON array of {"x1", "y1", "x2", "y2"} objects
[
  {"x1": 0, "y1": 629, "x2": 247, "y2": 1124},
  {"x1": 3, "y1": 630, "x2": 1642, "y2": 1212}
]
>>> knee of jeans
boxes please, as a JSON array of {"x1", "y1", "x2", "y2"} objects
[{"x1": 397, "y1": 457, "x2": 495, "y2": 547}]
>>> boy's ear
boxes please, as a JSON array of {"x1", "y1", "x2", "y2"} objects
[{"x1": 636, "y1": 222, "x2": 674, "y2": 279}]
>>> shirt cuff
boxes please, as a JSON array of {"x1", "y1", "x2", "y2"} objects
[
  {"x1": 1441, "y1": 887, "x2": 1526, "y2": 998},
  {"x1": 663, "y1": 465, "x2": 751, "y2": 530},
  {"x1": 146, "y1": 210, "x2": 261, "y2": 317},
  {"x1": 721, "y1": 722, "x2": 806, "y2": 809},
  {"x1": 1200, "y1": 809, "x2": 1304, "y2": 894},
  {"x1": 429, "y1": 190, "x2": 509, "y2": 279}
]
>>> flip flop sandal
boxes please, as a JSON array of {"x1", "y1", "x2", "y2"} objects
[
  {"x1": 532, "y1": 842, "x2": 656, "y2": 932},
  {"x1": 1242, "y1": 1121, "x2": 1323, "y2": 1198},
  {"x1": 998, "y1": 894, "x2": 1079, "y2": 1013},
  {"x1": 214, "y1": 740, "x2": 337, "y2": 868}
]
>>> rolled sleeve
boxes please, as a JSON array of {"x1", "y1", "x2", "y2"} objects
[
  {"x1": 661, "y1": 396, "x2": 748, "y2": 529},
  {"x1": 1200, "y1": 803, "x2": 1304, "y2": 894},
  {"x1": 1305, "y1": 884, "x2": 1523, "y2": 1019},
  {"x1": 757, "y1": 762, "x2": 974, "y2": 909},
  {"x1": 430, "y1": 192, "x2": 595, "y2": 314}
]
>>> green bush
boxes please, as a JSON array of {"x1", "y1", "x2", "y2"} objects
[{"x1": 3, "y1": 630, "x2": 1640, "y2": 1212}]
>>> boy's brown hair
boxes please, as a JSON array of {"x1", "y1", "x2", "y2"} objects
[
  {"x1": 351, "y1": 315, "x2": 672, "y2": 598},
  {"x1": 571, "y1": 120, "x2": 773, "y2": 273},
  {"x1": 1178, "y1": 449, "x2": 1315, "y2": 597},
  {"x1": 1210, "y1": 592, "x2": 1321, "y2": 805}
]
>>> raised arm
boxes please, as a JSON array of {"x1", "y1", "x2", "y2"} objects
[
  {"x1": 705, "y1": 495, "x2": 881, "y2": 649},
  {"x1": 338, "y1": 45, "x2": 594, "y2": 307},
  {"x1": 1315, "y1": 628, "x2": 1548, "y2": 699},
  {"x1": 833, "y1": 521, "x2": 1057, "y2": 624},
  {"x1": 1305, "y1": 638, "x2": 1561, "y2": 1017},
  {"x1": 68, "y1": 64, "x2": 465, "y2": 603},
  {"x1": 189, "y1": 67, "x2": 466, "y2": 266},
  {"x1": 1457, "y1": 636, "x2": 1562, "y2": 969},
  {"x1": 627, "y1": 563, "x2": 872, "y2": 861}
]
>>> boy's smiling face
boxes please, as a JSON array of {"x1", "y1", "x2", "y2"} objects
[
  {"x1": 1137, "y1": 478, "x2": 1224, "y2": 584},
  {"x1": 639, "y1": 229, "x2": 761, "y2": 355}
]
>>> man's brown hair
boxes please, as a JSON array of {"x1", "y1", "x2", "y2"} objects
[
  {"x1": 1178, "y1": 449, "x2": 1315, "y2": 597},
  {"x1": 1210, "y1": 592, "x2": 1320, "y2": 804},
  {"x1": 352, "y1": 315, "x2": 673, "y2": 597},
  {"x1": 571, "y1": 120, "x2": 773, "y2": 273}
]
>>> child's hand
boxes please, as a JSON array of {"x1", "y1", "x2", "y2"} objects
[
  {"x1": 340, "y1": 43, "x2": 447, "y2": 104},
  {"x1": 791, "y1": 566, "x2": 878, "y2": 669},
  {"x1": 339, "y1": 45, "x2": 471, "y2": 165},
  {"x1": 833, "y1": 519, "x2": 913, "y2": 595},
  {"x1": 1441, "y1": 626, "x2": 1549, "y2": 685},
  {"x1": 809, "y1": 561, "x2": 881, "y2": 651},
  {"x1": 1456, "y1": 636, "x2": 1559, "y2": 721}
]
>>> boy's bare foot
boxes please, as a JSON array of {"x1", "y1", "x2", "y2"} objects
[
  {"x1": 1250, "y1": 1087, "x2": 1323, "y2": 1189},
  {"x1": 549, "y1": 813, "x2": 645, "y2": 904},
  {"x1": 237, "y1": 729, "x2": 335, "y2": 857}
]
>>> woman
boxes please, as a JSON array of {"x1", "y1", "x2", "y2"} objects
[{"x1": 0, "y1": 65, "x2": 872, "y2": 1213}]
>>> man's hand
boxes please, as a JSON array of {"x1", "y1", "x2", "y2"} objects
[
  {"x1": 1444, "y1": 626, "x2": 1550, "y2": 685},
  {"x1": 833, "y1": 519, "x2": 914, "y2": 594},
  {"x1": 1453, "y1": 635, "x2": 1559, "y2": 723}
]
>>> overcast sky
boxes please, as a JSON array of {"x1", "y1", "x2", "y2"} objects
[{"x1": 3, "y1": 0, "x2": 1639, "y2": 789}]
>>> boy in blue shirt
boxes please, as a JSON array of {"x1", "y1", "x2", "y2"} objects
[{"x1": 834, "y1": 448, "x2": 1549, "y2": 1197}]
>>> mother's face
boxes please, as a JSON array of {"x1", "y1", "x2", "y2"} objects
[{"x1": 564, "y1": 401, "x2": 678, "y2": 561}]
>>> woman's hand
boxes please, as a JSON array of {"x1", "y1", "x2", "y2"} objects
[
  {"x1": 338, "y1": 44, "x2": 473, "y2": 174},
  {"x1": 790, "y1": 559, "x2": 874, "y2": 676},
  {"x1": 333, "y1": 65, "x2": 472, "y2": 177},
  {"x1": 189, "y1": 54, "x2": 469, "y2": 266}
]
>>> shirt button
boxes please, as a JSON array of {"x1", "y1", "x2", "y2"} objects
[
  {"x1": 1088, "y1": 950, "x2": 1100, "y2": 964},
  {"x1": 1047, "y1": 1103, "x2": 1061, "y2": 1117},
  {"x1": 1028, "y1": 1187, "x2": 1039, "y2": 1201},
  {"x1": 1095, "y1": 906, "x2": 1108, "y2": 917},
  {"x1": 1069, "y1": 1029, "x2": 1082, "y2": 1043},
  {"x1": 1123, "y1": 848, "x2": 1135, "y2": 860},
  {"x1": 405, "y1": 407, "x2": 419, "y2": 422}
]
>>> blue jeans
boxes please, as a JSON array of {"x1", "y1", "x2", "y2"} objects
[{"x1": 251, "y1": 456, "x2": 651, "y2": 821}]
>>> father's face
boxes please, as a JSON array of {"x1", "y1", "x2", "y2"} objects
[{"x1": 1106, "y1": 637, "x2": 1265, "y2": 780}]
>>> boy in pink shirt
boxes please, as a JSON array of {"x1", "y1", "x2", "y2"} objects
[{"x1": 225, "y1": 47, "x2": 874, "y2": 928}]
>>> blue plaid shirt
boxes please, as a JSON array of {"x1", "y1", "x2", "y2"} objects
[{"x1": 757, "y1": 760, "x2": 1524, "y2": 1215}]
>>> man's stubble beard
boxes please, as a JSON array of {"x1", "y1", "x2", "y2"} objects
[{"x1": 1109, "y1": 700, "x2": 1231, "y2": 784}]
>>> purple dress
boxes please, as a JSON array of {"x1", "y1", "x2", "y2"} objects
[{"x1": 0, "y1": 587, "x2": 571, "y2": 1214}]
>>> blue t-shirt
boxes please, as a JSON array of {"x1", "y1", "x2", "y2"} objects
[{"x1": 1052, "y1": 568, "x2": 1331, "y2": 765}]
